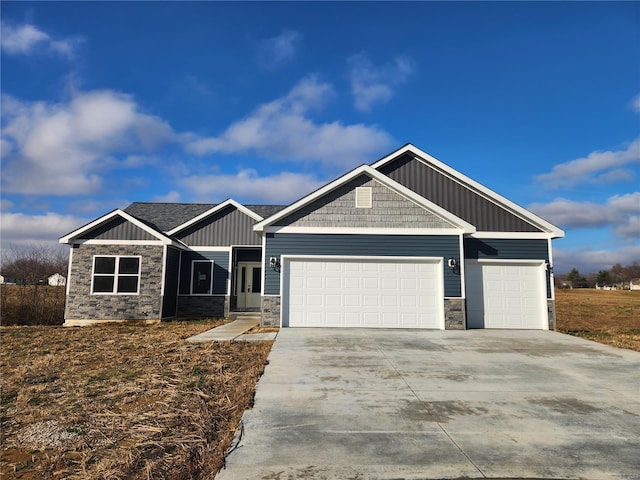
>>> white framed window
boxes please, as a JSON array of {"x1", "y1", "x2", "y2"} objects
[
  {"x1": 355, "y1": 187, "x2": 372, "y2": 208},
  {"x1": 191, "y1": 260, "x2": 214, "y2": 295},
  {"x1": 92, "y1": 255, "x2": 141, "y2": 295}
]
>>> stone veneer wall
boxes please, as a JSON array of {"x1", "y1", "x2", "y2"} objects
[
  {"x1": 261, "y1": 296, "x2": 281, "y2": 327},
  {"x1": 177, "y1": 296, "x2": 229, "y2": 319},
  {"x1": 444, "y1": 298, "x2": 465, "y2": 330},
  {"x1": 65, "y1": 244, "x2": 163, "y2": 323},
  {"x1": 547, "y1": 299, "x2": 556, "y2": 331}
]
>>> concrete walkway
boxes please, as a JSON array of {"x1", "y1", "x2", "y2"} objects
[
  {"x1": 217, "y1": 329, "x2": 640, "y2": 480},
  {"x1": 186, "y1": 319, "x2": 260, "y2": 342}
]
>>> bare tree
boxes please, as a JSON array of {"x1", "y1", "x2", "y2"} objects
[
  {"x1": 0, "y1": 244, "x2": 69, "y2": 325},
  {"x1": 1, "y1": 244, "x2": 68, "y2": 284}
]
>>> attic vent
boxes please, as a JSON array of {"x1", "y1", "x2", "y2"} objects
[{"x1": 355, "y1": 187, "x2": 372, "y2": 208}]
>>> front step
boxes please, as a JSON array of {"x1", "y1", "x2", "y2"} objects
[{"x1": 228, "y1": 312, "x2": 261, "y2": 321}]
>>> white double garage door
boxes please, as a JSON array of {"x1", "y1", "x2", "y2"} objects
[{"x1": 281, "y1": 256, "x2": 548, "y2": 329}]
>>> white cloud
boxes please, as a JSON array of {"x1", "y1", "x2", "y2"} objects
[
  {"x1": 631, "y1": 93, "x2": 640, "y2": 113},
  {"x1": 66, "y1": 199, "x2": 130, "y2": 215},
  {"x1": 1, "y1": 91, "x2": 175, "y2": 196},
  {"x1": 179, "y1": 169, "x2": 324, "y2": 204},
  {"x1": 609, "y1": 192, "x2": 640, "y2": 213},
  {"x1": 529, "y1": 198, "x2": 611, "y2": 229},
  {"x1": 257, "y1": 30, "x2": 302, "y2": 70},
  {"x1": 1, "y1": 22, "x2": 82, "y2": 58},
  {"x1": 348, "y1": 53, "x2": 415, "y2": 112},
  {"x1": 529, "y1": 192, "x2": 640, "y2": 240},
  {"x1": 534, "y1": 138, "x2": 640, "y2": 189},
  {"x1": 152, "y1": 191, "x2": 181, "y2": 203},
  {"x1": 0, "y1": 212, "x2": 89, "y2": 246},
  {"x1": 1, "y1": 199, "x2": 14, "y2": 212},
  {"x1": 614, "y1": 215, "x2": 640, "y2": 240},
  {"x1": 182, "y1": 76, "x2": 392, "y2": 169},
  {"x1": 553, "y1": 244, "x2": 640, "y2": 275}
]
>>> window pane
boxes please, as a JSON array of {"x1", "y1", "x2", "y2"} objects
[
  {"x1": 252, "y1": 267, "x2": 262, "y2": 293},
  {"x1": 93, "y1": 276, "x2": 114, "y2": 293},
  {"x1": 94, "y1": 257, "x2": 116, "y2": 274},
  {"x1": 119, "y1": 257, "x2": 140, "y2": 274},
  {"x1": 117, "y1": 276, "x2": 139, "y2": 293},
  {"x1": 192, "y1": 262, "x2": 212, "y2": 294}
]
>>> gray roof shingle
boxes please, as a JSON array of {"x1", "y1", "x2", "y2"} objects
[{"x1": 124, "y1": 202, "x2": 286, "y2": 233}]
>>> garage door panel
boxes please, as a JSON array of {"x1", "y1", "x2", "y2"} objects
[
  {"x1": 465, "y1": 261, "x2": 547, "y2": 330},
  {"x1": 284, "y1": 258, "x2": 443, "y2": 329}
]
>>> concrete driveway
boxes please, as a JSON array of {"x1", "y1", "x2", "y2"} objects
[{"x1": 217, "y1": 329, "x2": 640, "y2": 480}]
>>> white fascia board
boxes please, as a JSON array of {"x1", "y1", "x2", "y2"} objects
[
  {"x1": 59, "y1": 209, "x2": 173, "y2": 245},
  {"x1": 254, "y1": 164, "x2": 476, "y2": 234},
  {"x1": 468, "y1": 232, "x2": 555, "y2": 240},
  {"x1": 281, "y1": 254, "x2": 444, "y2": 264},
  {"x1": 372, "y1": 144, "x2": 565, "y2": 238},
  {"x1": 70, "y1": 239, "x2": 166, "y2": 246},
  {"x1": 264, "y1": 226, "x2": 465, "y2": 235},
  {"x1": 167, "y1": 199, "x2": 263, "y2": 236},
  {"x1": 184, "y1": 246, "x2": 231, "y2": 252},
  {"x1": 467, "y1": 258, "x2": 546, "y2": 265},
  {"x1": 254, "y1": 165, "x2": 372, "y2": 232}
]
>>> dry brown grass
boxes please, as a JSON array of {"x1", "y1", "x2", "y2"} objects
[
  {"x1": 0, "y1": 320, "x2": 273, "y2": 479},
  {"x1": 555, "y1": 289, "x2": 640, "y2": 351}
]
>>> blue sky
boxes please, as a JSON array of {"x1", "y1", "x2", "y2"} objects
[{"x1": 1, "y1": 1, "x2": 639, "y2": 274}]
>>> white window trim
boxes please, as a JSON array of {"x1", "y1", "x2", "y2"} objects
[
  {"x1": 190, "y1": 260, "x2": 215, "y2": 296},
  {"x1": 91, "y1": 255, "x2": 142, "y2": 295}
]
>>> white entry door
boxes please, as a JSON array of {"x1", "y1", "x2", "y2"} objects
[
  {"x1": 282, "y1": 256, "x2": 444, "y2": 328},
  {"x1": 465, "y1": 260, "x2": 548, "y2": 329},
  {"x1": 237, "y1": 262, "x2": 261, "y2": 309}
]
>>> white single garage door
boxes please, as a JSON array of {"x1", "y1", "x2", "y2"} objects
[
  {"x1": 282, "y1": 256, "x2": 444, "y2": 329},
  {"x1": 465, "y1": 260, "x2": 548, "y2": 329}
]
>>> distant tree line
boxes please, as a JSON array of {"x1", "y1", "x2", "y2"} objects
[
  {"x1": 558, "y1": 262, "x2": 640, "y2": 288},
  {"x1": 1, "y1": 245, "x2": 68, "y2": 285},
  {"x1": 1, "y1": 245, "x2": 68, "y2": 325}
]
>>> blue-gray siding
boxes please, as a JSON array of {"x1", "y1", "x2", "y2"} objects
[
  {"x1": 464, "y1": 238, "x2": 551, "y2": 297},
  {"x1": 174, "y1": 206, "x2": 260, "y2": 246},
  {"x1": 179, "y1": 250, "x2": 229, "y2": 295},
  {"x1": 264, "y1": 233, "x2": 461, "y2": 297},
  {"x1": 378, "y1": 153, "x2": 543, "y2": 233},
  {"x1": 80, "y1": 216, "x2": 156, "y2": 241},
  {"x1": 161, "y1": 247, "x2": 181, "y2": 317}
]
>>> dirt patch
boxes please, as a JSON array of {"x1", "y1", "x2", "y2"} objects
[
  {"x1": 555, "y1": 289, "x2": 640, "y2": 352},
  {"x1": 399, "y1": 399, "x2": 488, "y2": 423},
  {"x1": 529, "y1": 397, "x2": 601, "y2": 415},
  {"x1": 0, "y1": 320, "x2": 273, "y2": 479}
]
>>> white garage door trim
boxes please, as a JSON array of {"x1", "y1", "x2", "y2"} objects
[
  {"x1": 281, "y1": 255, "x2": 445, "y2": 329},
  {"x1": 465, "y1": 259, "x2": 548, "y2": 330}
]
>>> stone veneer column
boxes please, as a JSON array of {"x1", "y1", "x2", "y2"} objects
[
  {"x1": 261, "y1": 296, "x2": 281, "y2": 327},
  {"x1": 547, "y1": 299, "x2": 556, "y2": 331},
  {"x1": 444, "y1": 298, "x2": 465, "y2": 330}
]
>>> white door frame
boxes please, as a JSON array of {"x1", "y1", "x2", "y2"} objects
[
  {"x1": 236, "y1": 262, "x2": 262, "y2": 309},
  {"x1": 465, "y1": 259, "x2": 548, "y2": 329},
  {"x1": 280, "y1": 255, "x2": 445, "y2": 329}
]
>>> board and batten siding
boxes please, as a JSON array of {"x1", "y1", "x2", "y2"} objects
[
  {"x1": 464, "y1": 238, "x2": 552, "y2": 298},
  {"x1": 264, "y1": 233, "x2": 461, "y2": 297},
  {"x1": 79, "y1": 216, "x2": 157, "y2": 241},
  {"x1": 161, "y1": 246, "x2": 181, "y2": 317},
  {"x1": 174, "y1": 206, "x2": 261, "y2": 246},
  {"x1": 379, "y1": 153, "x2": 543, "y2": 233},
  {"x1": 178, "y1": 250, "x2": 229, "y2": 295}
]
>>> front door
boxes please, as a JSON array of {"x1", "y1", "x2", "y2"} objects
[{"x1": 237, "y1": 262, "x2": 262, "y2": 309}]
